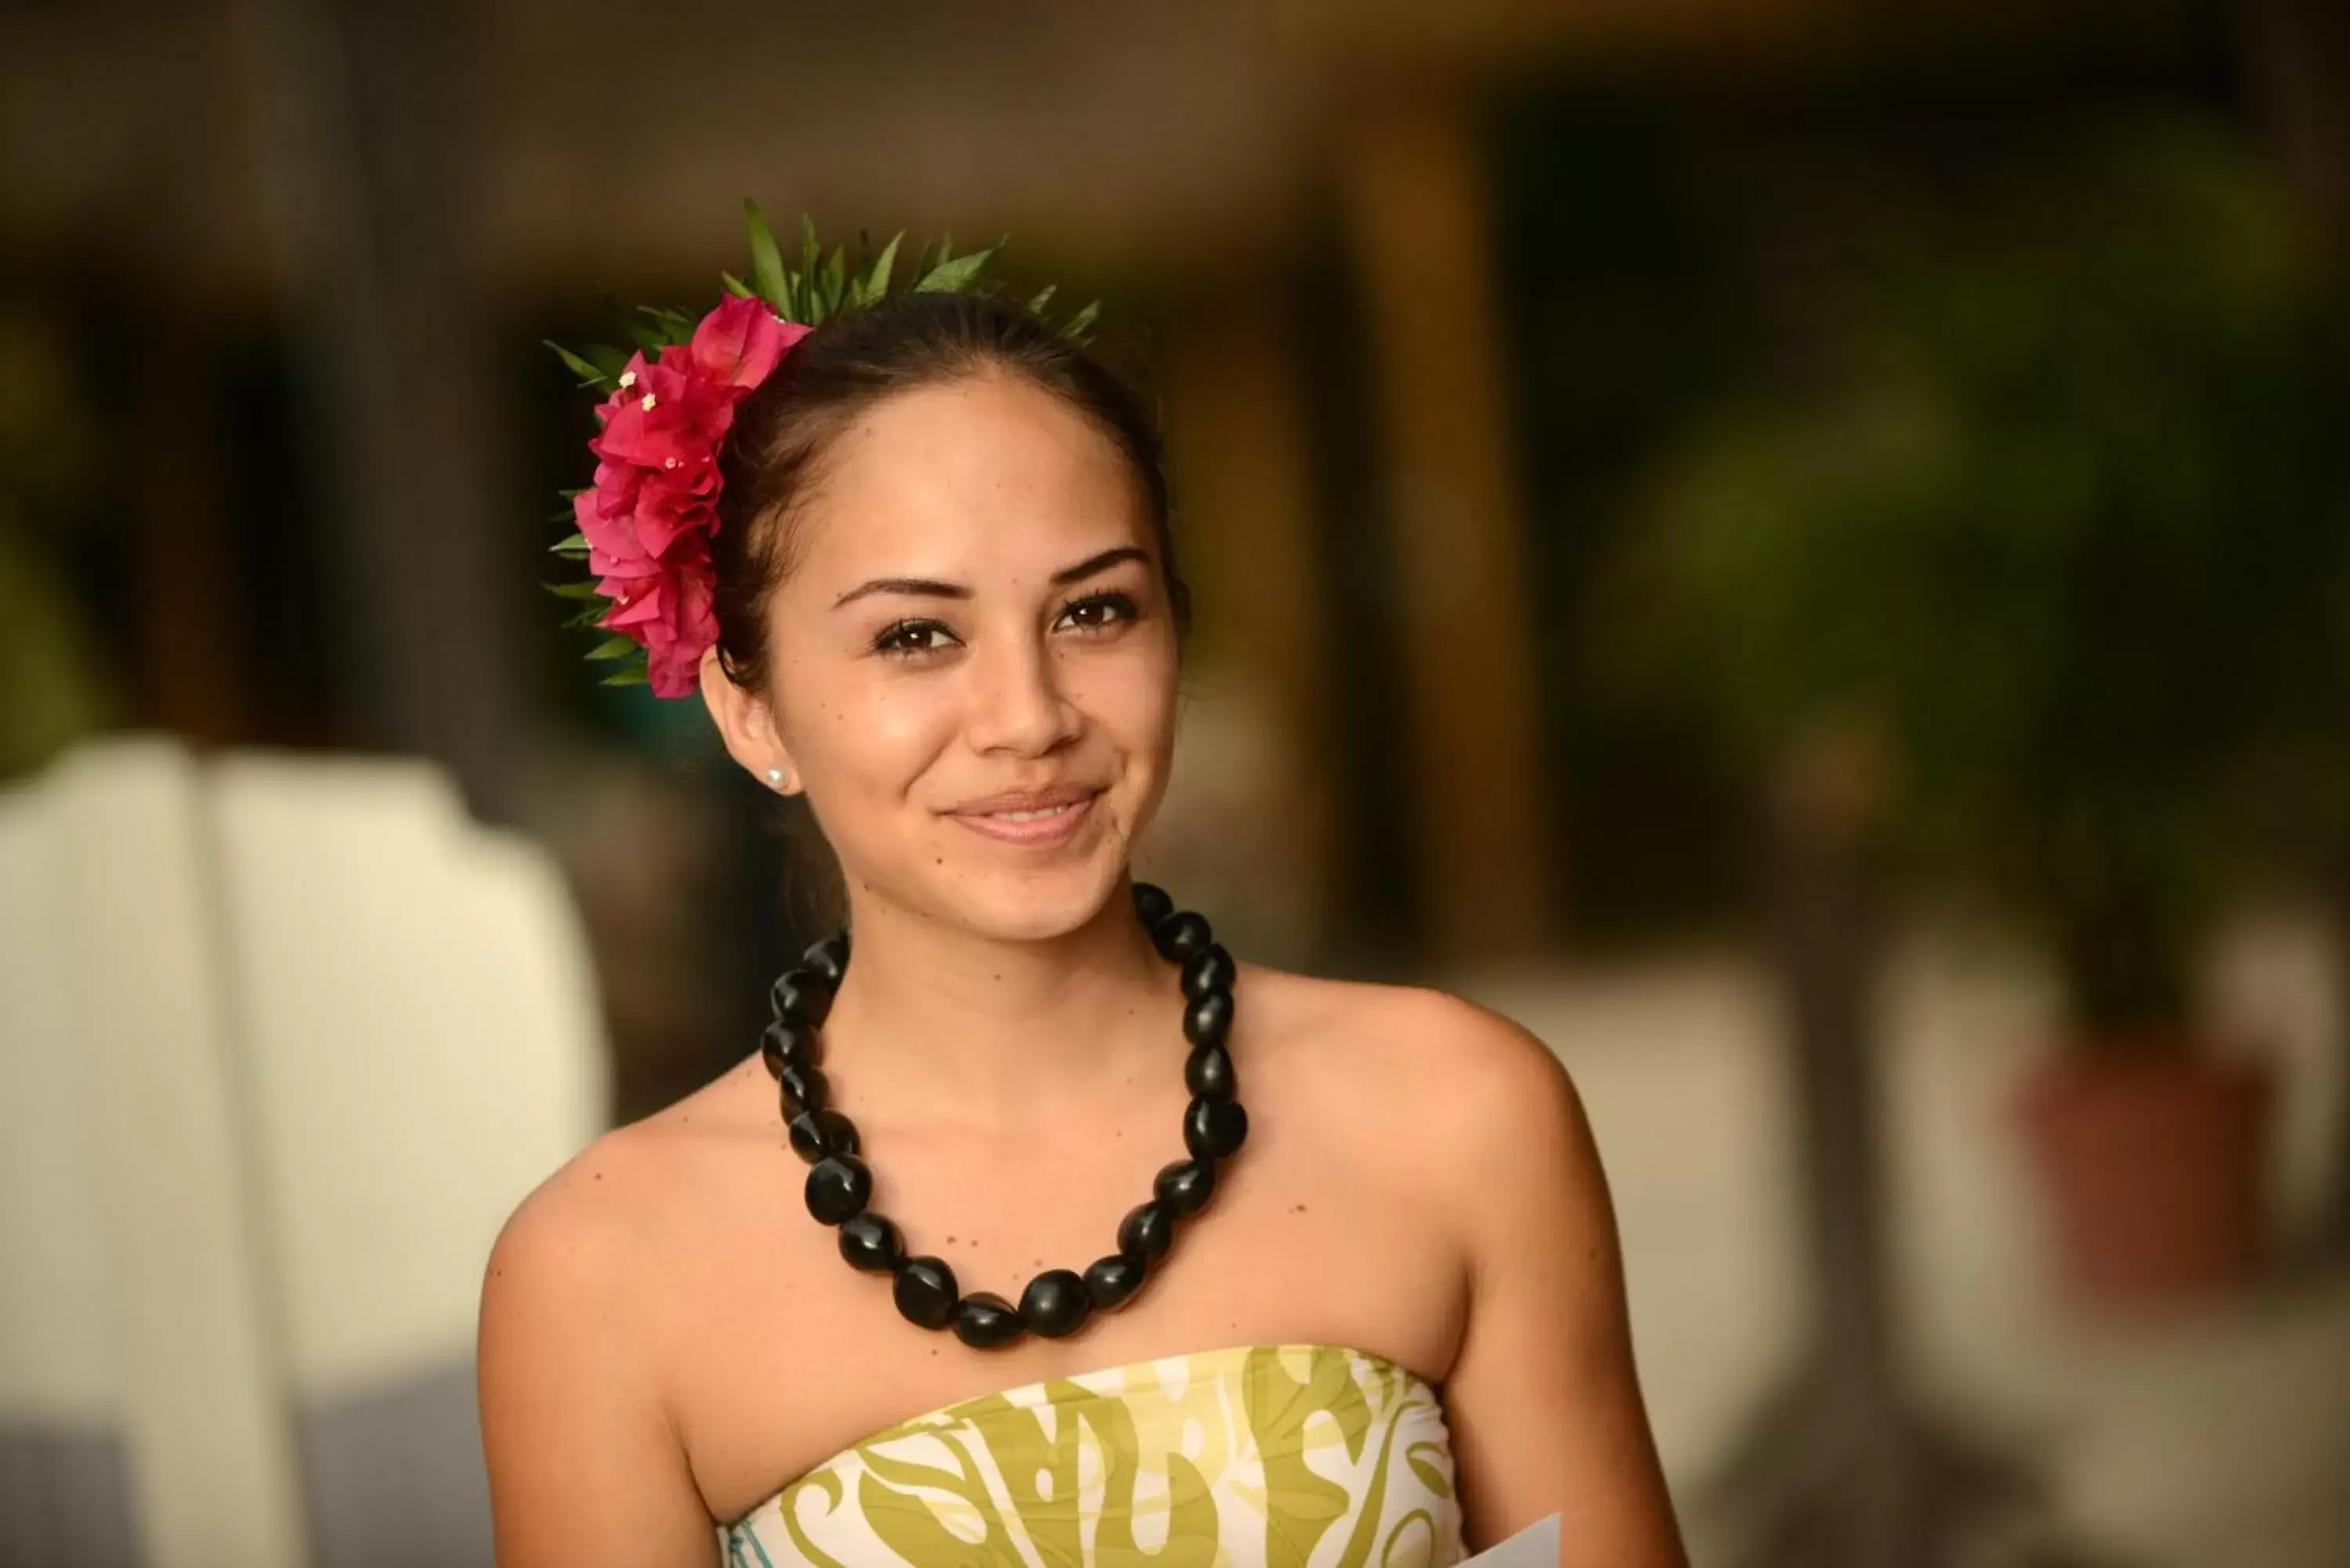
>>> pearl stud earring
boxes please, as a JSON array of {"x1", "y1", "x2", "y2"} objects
[{"x1": 765, "y1": 767, "x2": 786, "y2": 789}]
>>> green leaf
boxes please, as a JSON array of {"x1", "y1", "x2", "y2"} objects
[
  {"x1": 745, "y1": 200, "x2": 792, "y2": 317},
  {"x1": 818, "y1": 246, "x2": 844, "y2": 320},
  {"x1": 639, "y1": 304, "x2": 697, "y2": 343},
  {"x1": 600, "y1": 663, "x2": 650, "y2": 687},
  {"x1": 916, "y1": 245, "x2": 996, "y2": 294},
  {"x1": 585, "y1": 634, "x2": 637, "y2": 661},
  {"x1": 564, "y1": 602, "x2": 609, "y2": 630},
  {"x1": 580, "y1": 342, "x2": 631, "y2": 380},
  {"x1": 544, "y1": 341, "x2": 615, "y2": 390},
  {"x1": 862, "y1": 231, "x2": 902, "y2": 306},
  {"x1": 544, "y1": 579, "x2": 603, "y2": 601},
  {"x1": 624, "y1": 316, "x2": 667, "y2": 355},
  {"x1": 720, "y1": 271, "x2": 755, "y2": 299},
  {"x1": 1062, "y1": 299, "x2": 1101, "y2": 340},
  {"x1": 1026, "y1": 284, "x2": 1058, "y2": 316},
  {"x1": 796, "y1": 215, "x2": 822, "y2": 323},
  {"x1": 548, "y1": 535, "x2": 591, "y2": 557}
]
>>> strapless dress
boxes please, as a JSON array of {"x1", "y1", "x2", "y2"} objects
[{"x1": 718, "y1": 1341, "x2": 1464, "y2": 1566}]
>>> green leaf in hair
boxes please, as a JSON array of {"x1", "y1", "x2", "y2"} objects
[
  {"x1": 580, "y1": 343, "x2": 631, "y2": 379},
  {"x1": 863, "y1": 232, "x2": 902, "y2": 306},
  {"x1": 544, "y1": 341, "x2": 615, "y2": 390},
  {"x1": 745, "y1": 200, "x2": 792, "y2": 317},
  {"x1": 624, "y1": 316, "x2": 668, "y2": 355},
  {"x1": 916, "y1": 247, "x2": 996, "y2": 294},
  {"x1": 822, "y1": 246, "x2": 848, "y2": 318}
]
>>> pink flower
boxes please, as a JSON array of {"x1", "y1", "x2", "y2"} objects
[
  {"x1": 692, "y1": 294, "x2": 804, "y2": 388},
  {"x1": 573, "y1": 298, "x2": 809, "y2": 697},
  {"x1": 598, "y1": 547, "x2": 721, "y2": 699}
]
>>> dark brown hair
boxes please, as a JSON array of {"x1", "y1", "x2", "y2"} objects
[{"x1": 708, "y1": 291, "x2": 1190, "y2": 691}]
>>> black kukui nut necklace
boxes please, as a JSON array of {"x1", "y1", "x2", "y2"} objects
[{"x1": 758, "y1": 880, "x2": 1247, "y2": 1350}]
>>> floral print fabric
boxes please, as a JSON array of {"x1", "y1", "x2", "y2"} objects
[{"x1": 720, "y1": 1342, "x2": 1462, "y2": 1567}]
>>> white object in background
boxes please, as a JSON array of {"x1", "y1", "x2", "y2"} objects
[
  {"x1": 1460, "y1": 1512, "x2": 1561, "y2": 1565},
  {"x1": 207, "y1": 750, "x2": 606, "y2": 1402},
  {"x1": 0, "y1": 738, "x2": 312, "y2": 1568},
  {"x1": 0, "y1": 734, "x2": 609, "y2": 1567}
]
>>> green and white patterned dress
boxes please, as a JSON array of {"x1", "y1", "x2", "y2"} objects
[{"x1": 719, "y1": 1342, "x2": 1463, "y2": 1566}]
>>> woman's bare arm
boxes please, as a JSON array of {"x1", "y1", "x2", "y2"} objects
[
  {"x1": 478, "y1": 1160, "x2": 718, "y2": 1567},
  {"x1": 1424, "y1": 992, "x2": 1687, "y2": 1566}
]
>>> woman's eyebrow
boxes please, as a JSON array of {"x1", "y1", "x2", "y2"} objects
[{"x1": 830, "y1": 545, "x2": 1152, "y2": 610}]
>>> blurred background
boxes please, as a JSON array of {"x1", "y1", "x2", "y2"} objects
[{"x1": 4, "y1": 1, "x2": 2349, "y2": 1565}]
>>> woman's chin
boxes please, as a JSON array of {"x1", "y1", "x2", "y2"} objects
[{"x1": 952, "y1": 859, "x2": 1131, "y2": 942}]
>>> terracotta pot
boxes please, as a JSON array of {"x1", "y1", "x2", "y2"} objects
[{"x1": 2015, "y1": 1046, "x2": 2273, "y2": 1309}]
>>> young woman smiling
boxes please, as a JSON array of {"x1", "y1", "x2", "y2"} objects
[{"x1": 479, "y1": 279, "x2": 1686, "y2": 1567}]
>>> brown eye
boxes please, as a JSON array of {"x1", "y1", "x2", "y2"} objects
[
  {"x1": 1058, "y1": 591, "x2": 1140, "y2": 634},
  {"x1": 873, "y1": 620, "x2": 955, "y2": 658}
]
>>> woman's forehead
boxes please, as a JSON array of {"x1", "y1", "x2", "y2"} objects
[{"x1": 793, "y1": 374, "x2": 1150, "y2": 583}]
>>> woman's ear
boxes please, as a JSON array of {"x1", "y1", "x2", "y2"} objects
[{"x1": 700, "y1": 644, "x2": 797, "y2": 791}]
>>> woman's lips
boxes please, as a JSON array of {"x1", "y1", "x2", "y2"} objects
[{"x1": 949, "y1": 790, "x2": 1099, "y2": 847}]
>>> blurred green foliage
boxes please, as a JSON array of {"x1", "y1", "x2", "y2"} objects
[
  {"x1": 1610, "y1": 118, "x2": 2350, "y2": 1039},
  {"x1": 0, "y1": 305, "x2": 114, "y2": 779}
]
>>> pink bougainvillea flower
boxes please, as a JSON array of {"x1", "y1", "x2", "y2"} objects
[
  {"x1": 599, "y1": 554, "x2": 720, "y2": 699},
  {"x1": 692, "y1": 294, "x2": 809, "y2": 388},
  {"x1": 571, "y1": 298, "x2": 807, "y2": 695}
]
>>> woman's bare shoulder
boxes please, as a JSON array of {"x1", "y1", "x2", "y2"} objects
[
  {"x1": 482, "y1": 1062, "x2": 770, "y2": 1333},
  {"x1": 1239, "y1": 960, "x2": 1569, "y2": 1090},
  {"x1": 479, "y1": 1074, "x2": 772, "y2": 1556},
  {"x1": 1237, "y1": 961, "x2": 1592, "y2": 1187}
]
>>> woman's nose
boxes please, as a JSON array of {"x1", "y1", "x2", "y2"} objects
[{"x1": 966, "y1": 632, "x2": 1079, "y2": 757}]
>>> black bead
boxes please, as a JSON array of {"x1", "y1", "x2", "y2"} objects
[
  {"x1": 953, "y1": 1291, "x2": 1025, "y2": 1349},
  {"x1": 777, "y1": 1063, "x2": 828, "y2": 1118},
  {"x1": 769, "y1": 967, "x2": 832, "y2": 1027},
  {"x1": 1117, "y1": 1198, "x2": 1177, "y2": 1263},
  {"x1": 1185, "y1": 1041, "x2": 1235, "y2": 1101},
  {"x1": 893, "y1": 1255, "x2": 959, "y2": 1328},
  {"x1": 1133, "y1": 883, "x2": 1175, "y2": 930},
  {"x1": 1183, "y1": 989, "x2": 1233, "y2": 1049},
  {"x1": 1083, "y1": 1252, "x2": 1145, "y2": 1310},
  {"x1": 1018, "y1": 1269, "x2": 1092, "y2": 1339},
  {"x1": 1184, "y1": 1095, "x2": 1248, "y2": 1160},
  {"x1": 1154, "y1": 1157, "x2": 1218, "y2": 1216},
  {"x1": 761, "y1": 1019, "x2": 818, "y2": 1078},
  {"x1": 837, "y1": 1212, "x2": 902, "y2": 1272},
  {"x1": 1132, "y1": 881, "x2": 1174, "y2": 930},
  {"x1": 786, "y1": 1108, "x2": 859, "y2": 1162},
  {"x1": 802, "y1": 932, "x2": 850, "y2": 988},
  {"x1": 804, "y1": 1154, "x2": 871, "y2": 1225},
  {"x1": 1180, "y1": 943, "x2": 1235, "y2": 999},
  {"x1": 1150, "y1": 910, "x2": 1212, "y2": 963}
]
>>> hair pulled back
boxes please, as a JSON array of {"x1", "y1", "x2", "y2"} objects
[{"x1": 708, "y1": 291, "x2": 1189, "y2": 692}]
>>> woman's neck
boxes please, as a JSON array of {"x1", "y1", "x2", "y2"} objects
[{"x1": 815, "y1": 880, "x2": 1183, "y2": 1130}]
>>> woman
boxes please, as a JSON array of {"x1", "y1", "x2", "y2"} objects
[{"x1": 479, "y1": 235, "x2": 1686, "y2": 1566}]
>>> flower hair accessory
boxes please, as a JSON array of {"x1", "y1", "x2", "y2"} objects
[{"x1": 545, "y1": 203, "x2": 1097, "y2": 697}]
